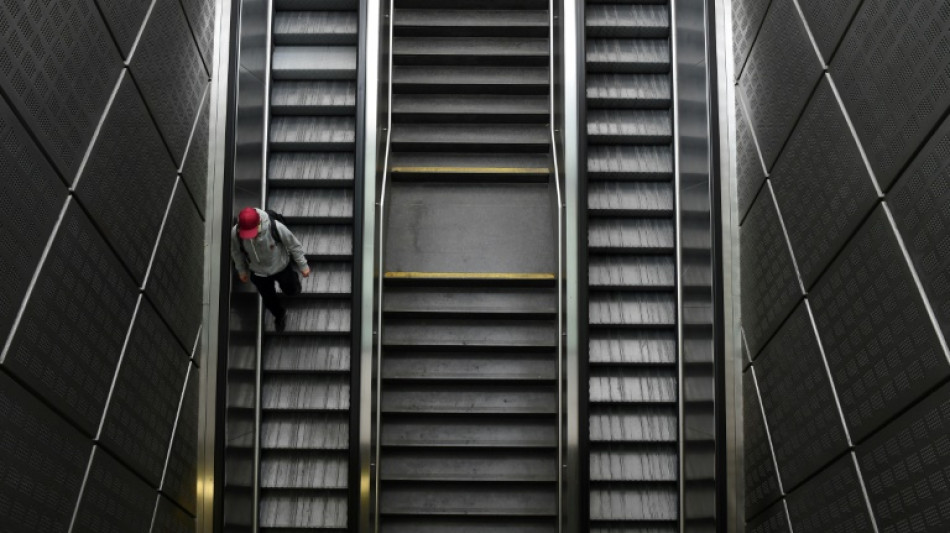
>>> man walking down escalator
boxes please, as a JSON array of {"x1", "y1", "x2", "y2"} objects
[{"x1": 231, "y1": 207, "x2": 311, "y2": 332}]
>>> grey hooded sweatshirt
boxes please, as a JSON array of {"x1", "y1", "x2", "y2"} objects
[{"x1": 231, "y1": 209, "x2": 308, "y2": 277}]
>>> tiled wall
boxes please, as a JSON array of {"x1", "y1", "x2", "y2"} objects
[
  {"x1": 0, "y1": 0, "x2": 212, "y2": 531},
  {"x1": 734, "y1": 0, "x2": 950, "y2": 531}
]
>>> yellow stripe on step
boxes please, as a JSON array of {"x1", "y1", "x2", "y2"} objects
[
  {"x1": 391, "y1": 166, "x2": 549, "y2": 174},
  {"x1": 385, "y1": 272, "x2": 555, "y2": 280}
]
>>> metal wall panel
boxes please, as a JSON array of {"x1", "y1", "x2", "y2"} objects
[
  {"x1": 889, "y1": 115, "x2": 950, "y2": 339},
  {"x1": 731, "y1": 0, "x2": 772, "y2": 76},
  {"x1": 738, "y1": 0, "x2": 822, "y2": 170},
  {"x1": 794, "y1": 0, "x2": 861, "y2": 64},
  {"x1": 754, "y1": 302, "x2": 848, "y2": 490},
  {"x1": 735, "y1": 95, "x2": 765, "y2": 221},
  {"x1": 163, "y1": 364, "x2": 199, "y2": 515},
  {"x1": 743, "y1": 368, "x2": 781, "y2": 518},
  {"x1": 73, "y1": 447, "x2": 157, "y2": 533},
  {"x1": 0, "y1": 372, "x2": 91, "y2": 532},
  {"x1": 784, "y1": 454, "x2": 875, "y2": 533},
  {"x1": 74, "y1": 73, "x2": 179, "y2": 284},
  {"x1": 182, "y1": 90, "x2": 212, "y2": 218},
  {"x1": 831, "y1": 0, "x2": 950, "y2": 189},
  {"x1": 769, "y1": 77, "x2": 878, "y2": 289},
  {"x1": 739, "y1": 184, "x2": 802, "y2": 356},
  {"x1": 179, "y1": 0, "x2": 217, "y2": 70},
  {"x1": 94, "y1": 0, "x2": 152, "y2": 58},
  {"x1": 0, "y1": 0, "x2": 122, "y2": 178},
  {"x1": 99, "y1": 298, "x2": 190, "y2": 487},
  {"x1": 0, "y1": 97, "x2": 67, "y2": 346},
  {"x1": 146, "y1": 181, "x2": 206, "y2": 349},
  {"x1": 857, "y1": 381, "x2": 950, "y2": 533},
  {"x1": 2, "y1": 201, "x2": 139, "y2": 436},
  {"x1": 130, "y1": 0, "x2": 210, "y2": 166},
  {"x1": 747, "y1": 501, "x2": 791, "y2": 533},
  {"x1": 151, "y1": 494, "x2": 196, "y2": 533},
  {"x1": 809, "y1": 206, "x2": 950, "y2": 441}
]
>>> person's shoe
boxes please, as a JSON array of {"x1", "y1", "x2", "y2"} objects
[{"x1": 275, "y1": 312, "x2": 287, "y2": 333}]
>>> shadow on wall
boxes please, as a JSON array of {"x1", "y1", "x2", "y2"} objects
[
  {"x1": 0, "y1": 0, "x2": 213, "y2": 530},
  {"x1": 734, "y1": 0, "x2": 950, "y2": 531}
]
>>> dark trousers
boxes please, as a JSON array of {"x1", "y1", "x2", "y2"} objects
[{"x1": 250, "y1": 263, "x2": 301, "y2": 317}]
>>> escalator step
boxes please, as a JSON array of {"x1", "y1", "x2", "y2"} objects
[
  {"x1": 393, "y1": 65, "x2": 548, "y2": 94},
  {"x1": 263, "y1": 299, "x2": 351, "y2": 334},
  {"x1": 392, "y1": 94, "x2": 548, "y2": 123},
  {"x1": 585, "y1": 4, "x2": 670, "y2": 38},
  {"x1": 391, "y1": 123, "x2": 548, "y2": 152},
  {"x1": 587, "y1": 109, "x2": 672, "y2": 144},
  {"x1": 589, "y1": 487, "x2": 678, "y2": 521},
  {"x1": 261, "y1": 374, "x2": 350, "y2": 410},
  {"x1": 259, "y1": 492, "x2": 347, "y2": 529},
  {"x1": 588, "y1": 256, "x2": 676, "y2": 290},
  {"x1": 260, "y1": 412, "x2": 349, "y2": 450},
  {"x1": 272, "y1": 46, "x2": 357, "y2": 79},
  {"x1": 588, "y1": 181, "x2": 674, "y2": 217},
  {"x1": 587, "y1": 73, "x2": 671, "y2": 109},
  {"x1": 271, "y1": 81, "x2": 356, "y2": 115},
  {"x1": 260, "y1": 452, "x2": 348, "y2": 489},
  {"x1": 382, "y1": 414, "x2": 556, "y2": 448},
  {"x1": 294, "y1": 225, "x2": 354, "y2": 259},
  {"x1": 393, "y1": 36, "x2": 548, "y2": 66},
  {"x1": 270, "y1": 116, "x2": 356, "y2": 151},
  {"x1": 588, "y1": 218, "x2": 675, "y2": 252},
  {"x1": 380, "y1": 516, "x2": 556, "y2": 533},
  {"x1": 382, "y1": 351, "x2": 556, "y2": 381},
  {"x1": 588, "y1": 405, "x2": 678, "y2": 443},
  {"x1": 381, "y1": 448, "x2": 556, "y2": 483},
  {"x1": 379, "y1": 482, "x2": 556, "y2": 517},
  {"x1": 273, "y1": 11, "x2": 358, "y2": 45},
  {"x1": 275, "y1": 0, "x2": 357, "y2": 9},
  {"x1": 588, "y1": 372, "x2": 678, "y2": 404},
  {"x1": 394, "y1": 9, "x2": 548, "y2": 37},
  {"x1": 589, "y1": 447, "x2": 678, "y2": 482},
  {"x1": 268, "y1": 188, "x2": 354, "y2": 222},
  {"x1": 263, "y1": 336, "x2": 351, "y2": 372},
  {"x1": 588, "y1": 292, "x2": 676, "y2": 327},
  {"x1": 269, "y1": 152, "x2": 355, "y2": 185},
  {"x1": 383, "y1": 318, "x2": 556, "y2": 349},
  {"x1": 586, "y1": 38, "x2": 671, "y2": 73},
  {"x1": 381, "y1": 381, "x2": 557, "y2": 415},
  {"x1": 587, "y1": 145, "x2": 673, "y2": 181}
]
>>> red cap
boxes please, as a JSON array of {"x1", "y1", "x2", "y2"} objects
[{"x1": 237, "y1": 207, "x2": 260, "y2": 239}]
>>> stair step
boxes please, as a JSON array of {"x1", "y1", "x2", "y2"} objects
[
  {"x1": 270, "y1": 116, "x2": 356, "y2": 151},
  {"x1": 587, "y1": 109, "x2": 672, "y2": 144},
  {"x1": 390, "y1": 152, "x2": 549, "y2": 182},
  {"x1": 587, "y1": 74, "x2": 671, "y2": 109},
  {"x1": 273, "y1": 11, "x2": 358, "y2": 44},
  {"x1": 587, "y1": 145, "x2": 673, "y2": 181},
  {"x1": 272, "y1": 46, "x2": 357, "y2": 79},
  {"x1": 383, "y1": 413, "x2": 556, "y2": 448},
  {"x1": 393, "y1": 66, "x2": 548, "y2": 94},
  {"x1": 268, "y1": 188, "x2": 354, "y2": 222},
  {"x1": 379, "y1": 482, "x2": 556, "y2": 517},
  {"x1": 263, "y1": 299, "x2": 351, "y2": 334},
  {"x1": 271, "y1": 81, "x2": 357, "y2": 115},
  {"x1": 585, "y1": 4, "x2": 670, "y2": 38},
  {"x1": 381, "y1": 448, "x2": 556, "y2": 482},
  {"x1": 381, "y1": 382, "x2": 556, "y2": 415},
  {"x1": 392, "y1": 94, "x2": 548, "y2": 123},
  {"x1": 269, "y1": 152, "x2": 355, "y2": 186},
  {"x1": 586, "y1": 39, "x2": 670, "y2": 73},
  {"x1": 391, "y1": 123, "x2": 548, "y2": 152},
  {"x1": 588, "y1": 218, "x2": 675, "y2": 253},
  {"x1": 394, "y1": 9, "x2": 549, "y2": 37},
  {"x1": 382, "y1": 352, "x2": 556, "y2": 381},
  {"x1": 588, "y1": 181, "x2": 674, "y2": 217}
]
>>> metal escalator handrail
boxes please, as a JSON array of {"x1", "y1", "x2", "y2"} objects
[
  {"x1": 372, "y1": 0, "x2": 395, "y2": 529},
  {"x1": 549, "y1": 0, "x2": 564, "y2": 531}
]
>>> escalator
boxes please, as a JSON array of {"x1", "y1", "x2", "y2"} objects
[
  {"x1": 583, "y1": 1, "x2": 679, "y2": 531},
  {"x1": 256, "y1": 0, "x2": 359, "y2": 530},
  {"x1": 375, "y1": 0, "x2": 561, "y2": 530}
]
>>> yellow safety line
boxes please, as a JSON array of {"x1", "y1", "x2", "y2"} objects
[
  {"x1": 391, "y1": 166, "x2": 549, "y2": 174},
  {"x1": 385, "y1": 272, "x2": 555, "y2": 280}
]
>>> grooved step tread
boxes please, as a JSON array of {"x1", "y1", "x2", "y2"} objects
[
  {"x1": 270, "y1": 116, "x2": 356, "y2": 150},
  {"x1": 586, "y1": 39, "x2": 671, "y2": 73},
  {"x1": 272, "y1": 46, "x2": 357, "y2": 80},
  {"x1": 273, "y1": 11, "x2": 358, "y2": 44},
  {"x1": 391, "y1": 123, "x2": 549, "y2": 151},
  {"x1": 585, "y1": 4, "x2": 670, "y2": 38},
  {"x1": 271, "y1": 81, "x2": 357, "y2": 115},
  {"x1": 395, "y1": 9, "x2": 548, "y2": 37},
  {"x1": 392, "y1": 94, "x2": 548, "y2": 121},
  {"x1": 393, "y1": 66, "x2": 549, "y2": 93},
  {"x1": 587, "y1": 74, "x2": 671, "y2": 108},
  {"x1": 394, "y1": 37, "x2": 548, "y2": 65},
  {"x1": 269, "y1": 152, "x2": 355, "y2": 185},
  {"x1": 587, "y1": 145, "x2": 673, "y2": 180},
  {"x1": 588, "y1": 181, "x2": 674, "y2": 216},
  {"x1": 268, "y1": 188, "x2": 355, "y2": 221}
]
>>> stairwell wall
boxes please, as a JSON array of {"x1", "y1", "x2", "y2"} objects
[
  {"x1": 0, "y1": 0, "x2": 214, "y2": 530},
  {"x1": 733, "y1": 0, "x2": 950, "y2": 531}
]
